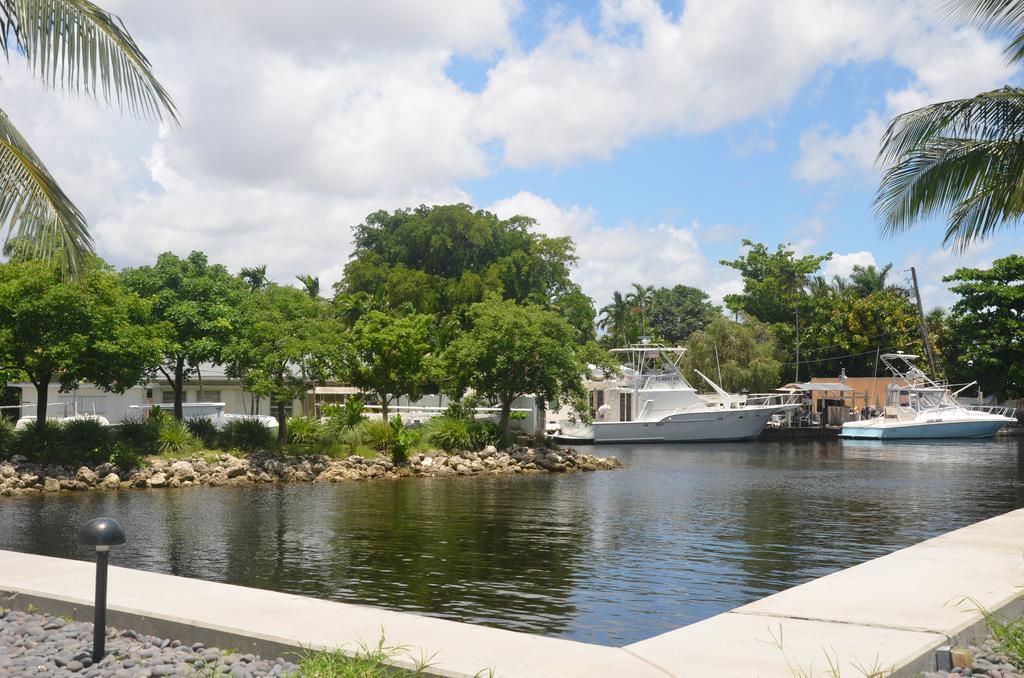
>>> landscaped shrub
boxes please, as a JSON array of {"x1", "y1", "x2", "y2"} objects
[
  {"x1": 0, "y1": 417, "x2": 16, "y2": 457},
  {"x1": 323, "y1": 396, "x2": 367, "y2": 437},
  {"x1": 115, "y1": 413, "x2": 158, "y2": 452},
  {"x1": 468, "y1": 420, "x2": 501, "y2": 450},
  {"x1": 156, "y1": 418, "x2": 198, "y2": 457},
  {"x1": 109, "y1": 442, "x2": 147, "y2": 471},
  {"x1": 184, "y1": 417, "x2": 219, "y2": 448},
  {"x1": 359, "y1": 418, "x2": 396, "y2": 453},
  {"x1": 425, "y1": 416, "x2": 472, "y2": 452},
  {"x1": 221, "y1": 418, "x2": 274, "y2": 453},
  {"x1": 63, "y1": 419, "x2": 113, "y2": 464},
  {"x1": 287, "y1": 416, "x2": 323, "y2": 445},
  {"x1": 15, "y1": 419, "x2": 66, "y2": 464}
]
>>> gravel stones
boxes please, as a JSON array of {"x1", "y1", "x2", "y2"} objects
[
  {"x1": 922, "y1": 636, "x2": 1023, "y2": 678},
  {"x1": 0, "y1": 608, "x2": 299, "y2": 676}
]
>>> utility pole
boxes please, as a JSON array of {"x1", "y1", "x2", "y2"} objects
[{"x1": 909, "y1": 267, "x2": 937, "y2": 375}]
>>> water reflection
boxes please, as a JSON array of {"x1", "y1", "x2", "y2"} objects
[{"x1": 0, "y1": 438, "x2": 1022, "y2": 645}]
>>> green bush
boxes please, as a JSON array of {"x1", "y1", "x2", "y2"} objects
[
  {"x1": 221, "y1": 418, "x2": 274, "y2": 453},
  {"x1": 359, "y1": 418, "x2": 396, "y2": 453},
  {"x1": 425, "y1": 416, "x2": 472, "y2": 452},
  {"x1": 115, "y1": 413, "x2": 158, "y2": 451},
  {"x1": 0, "y1": 417, "x2": 16, "y2": 457},
  {"x1": 287, "y1": 416, "x2": 323, "y2": 445},
  {"x1": 156, "y1": 418, "x2": 198, "y2": 456},
  {"x1": 184, "y1": 417, "x2": 219, "y2": 448},
  {"x1": 62, "y1": 419, "x2": 113, "y2": 464},
  {"x1": 109, "y1": 443, "x2": 147, "y2": 471},
  {"x1": 15, "y1": 419, "x2": 66, "y2": 464},
  {"x1": 323, "y1": 396, "x2": 367, "y2": 435},
  {"x1": 468, "y1": 420, "x2": 501, "y2": 450}
]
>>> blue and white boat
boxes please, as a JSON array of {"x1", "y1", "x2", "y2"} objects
[{"x1": 840, "y1": 353, "x2": 1016, "y2": 440}]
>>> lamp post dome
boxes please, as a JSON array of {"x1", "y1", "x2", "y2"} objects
[{"x1": 78, "y1": 518, "x2": 126, "y2": 548}]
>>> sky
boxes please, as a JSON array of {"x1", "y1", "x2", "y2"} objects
[{"x1": 4, "y1": 0, "x2": 1023, "y2": 309}]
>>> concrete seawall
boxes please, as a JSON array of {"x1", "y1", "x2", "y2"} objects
[{"x1": 1, "y1": 508, "x2": 1023, "y2": 676}]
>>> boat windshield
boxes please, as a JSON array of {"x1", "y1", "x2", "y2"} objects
[{"x1": 610, "y1": 343, "x2": 693, "y2": 389}]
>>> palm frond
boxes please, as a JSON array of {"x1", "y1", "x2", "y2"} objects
[
  {"x1": 5, "y1": 0, "x2": 178, "y2": 123},
  {"x1": 944, "y1": 0, "x2": 1024, "y2": 62},
  {"x1": 875, "y1": 135, "x2": 1024, "y2": 250},
  {"x1": 877, "y1": 87, "x2": 1024, "y2": 166},
  {"x1": 0, "y1": 105, "x2": 92, "y2": 273}
]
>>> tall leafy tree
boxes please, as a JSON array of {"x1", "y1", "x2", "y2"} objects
[
  {"x1": 225, "y1": 285, "x2": 343, "y2": 442},
  {"x1": 338, "y1": 204, "x2": 591, "y2": 341},
  {"x1": 720, "y1": 241, "x2": 831, "y2": 326},
  {"x1": 0, "y1": 257, "x2": 162, "y2": 423},
  {"x1": 627, "y1": 283, "x2": 655, "y2": 336},
  {"x1": 720, "y1": 241, "x2": 831, "y2": 379},
  {"x1": 0, "y1": 1, "x2": 177, "y2": 274},
  {"x1": 875, "y1": 1, "x2": 1024, "y2": 250},
  {"x1": 682, "y1": 316, "x2": 782, "y2": 393},
  {"x1": 344, "y1": 310, "x2": 433, "y2": 420},
  {"x1": 122, "y1": 252, "x2": 244, "y2": 420},
  {"x1": 848, "y1": 264, "x2": 896, "y2": 297},
  {"x1": 598, "y1": 291, "x2": 634, "y2": 347},
  {"x1": 649, "y1": 285, "x2": 722, "y2": 344},
  {"x1": 296, "y1": 274, "x2": 321, "y2": 299},
  {"x1": 441, "y1": 297, "x2": 588, "y2": 442},
  {"x1": 943, "y1": 254, "x2": 1024, "y2": 399},
  {"x1": 239, "y1": 265, "x2": 269, "y2": 291}
]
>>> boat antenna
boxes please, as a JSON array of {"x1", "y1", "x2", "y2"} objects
[
  {"x1": 714, "y1": 342, "x2": 723, "y2": 386},
  {"x1": 909, "y1": 266, "x2": 937, "y2": 375}
]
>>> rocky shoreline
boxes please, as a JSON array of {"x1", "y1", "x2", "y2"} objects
[
  {"x1": 922, "y1": 635, "x2": 1022, "y2": 678},
  {"x1": 0, "y1": 446, "x2": 621, "y2": 496}
]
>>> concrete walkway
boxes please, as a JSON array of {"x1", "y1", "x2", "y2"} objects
[{"x1": 1, "y1": 508, "x2": 1023, "y2": 677}]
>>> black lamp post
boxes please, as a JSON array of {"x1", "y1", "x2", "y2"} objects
[{"x1": 77, "y1": 518, "x2": 126, "y2": 663}]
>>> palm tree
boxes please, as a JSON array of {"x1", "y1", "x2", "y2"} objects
[
  {"x1": 1, "y1": 1, "x2": 177, "y2": 274},
  {"x1": 239, "y1": 265, "x2": 269, "y2": 291},
  {"x1": 875, "y1": 1, "x2": 1024, "y2": 251},
  {"x1": 598, "y1": 290, "x2": 632, "y2": 346},
  {"x1": 626, "y1": 283, "x2": 655, "y2": 337},
  {"x1": 849, "y1": 263, "x2": 894, "y2": 296},
  {"x1": 296, "y1": 273, "x2": 321, "y2": 298}
]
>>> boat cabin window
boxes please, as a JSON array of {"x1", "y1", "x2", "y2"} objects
[{"x1": 588, "y1": 389, "x2": 605, "y2": 416}]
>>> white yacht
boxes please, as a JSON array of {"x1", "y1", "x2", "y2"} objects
[
  {"x1": 840, "y1": 353, "x2": 1016, "y2": 440},
  {"x1": 550, "y1": 341, "x2": 801, "y2": 443},
  {"x1": 128, "y1": 402, "x2": 278, "y2": 429}
]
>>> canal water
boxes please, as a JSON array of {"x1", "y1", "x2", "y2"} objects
[{"x1": 1, "y1": 439, "x2": 1022, "y2": 645}]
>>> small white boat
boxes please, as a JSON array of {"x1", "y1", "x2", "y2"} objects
[
  {"x1": 840, "y1": 353, "x2": 1016, "y2": 440},
  {"x1": 551, "y1": 340, "x2": 801, "y2": 443}
]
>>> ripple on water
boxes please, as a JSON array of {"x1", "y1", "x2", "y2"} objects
[{"x1": 0, "y1": 438, "x2": 1022, "y2": 645}]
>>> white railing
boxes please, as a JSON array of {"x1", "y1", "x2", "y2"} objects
[{"x1": 968, "y1": 405, "x2": 1018, "y2": 418}]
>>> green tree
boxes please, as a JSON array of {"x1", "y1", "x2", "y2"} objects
[
  {"x1": 626, "y1": 283, "x2": 655, "y2": 336},
  {"x1": 649, "y1": 285, "x2": 722, "y2": 344},
  {"x1": 598, "y1": 290, "x2": 634, "y2": 347},
  {"x1": 338, "y1": 204, "x2": 591, "y2": 341},
  {"x1": 121, "y1": 252, "x2": 244, "y2": 420},
  {"x1": 943, "y1": 254, "x2": 1024, "y2": 399},
  {"x1": 720, "y1": 241, "x2": 831, "y2": 380},
  {"x1": 295, "y1": 274, "x2": 321, "y2": 299},
  {"x1": 848, "y1": 264, "x2": 896, "y2": 297},
  {"x1": 225, "y1": 285, "x2": 343, "y2": 442},
  {"x1": 875, "y1": 1, "x2": 1024, "y2": 250},
  {"x1": 239, "y1": 265, "x2": 269, "y2": 292},
  {"x1": 345, "y1": 310, "x2": 432, "y2": 420},
  {"x1": 720, "y1": 241, "x2": 832, "y2": 325},
  {"x1": 682, "y1": 316, "x2": 782, "y2": 393},
  {"x1": 441, "y1": 297, "x2": 587, "y2": 442},
  {"x1": 800, "y1": 288, "x2": 924, "y2": 377},
  {"x1": 0, "y1": 257, "x2": 162, "y2": 423},
  {"x1": 0, "y1": 1, "x2": 177, "y2": 274}
]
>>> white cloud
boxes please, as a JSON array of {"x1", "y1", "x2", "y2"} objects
[
  {"x1": 821, "y1": 251, "x2": 878, "y2": 280},
  {"x1": 489, "y1": 191, "x2": 739, "y2": 305},
  {"x1": 792, "y1": 12, "x2": 1017, "y2": 183}
]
